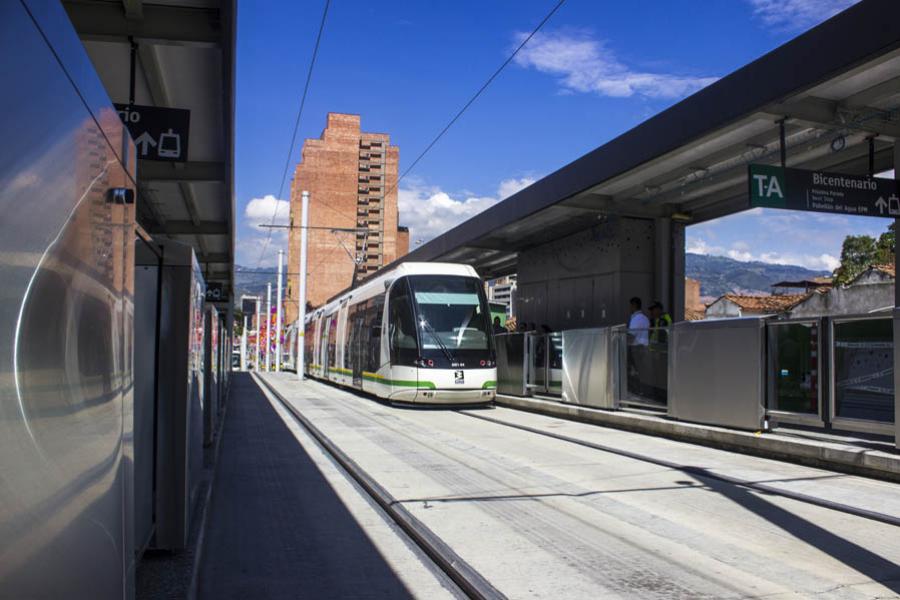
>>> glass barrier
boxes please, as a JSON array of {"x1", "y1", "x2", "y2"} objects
[
  {"x1": 613, "y1": 327, "x2": 669, "y2": 408},
  {"x1": 548, "y1": 333, "x2": 563, "y2": 395},
  {"x1": 832, "y1": 316, "x2": 894, "y2": 423},
  {"x1": 768, "y1": 321, "x2": 820, "y2": 416}
]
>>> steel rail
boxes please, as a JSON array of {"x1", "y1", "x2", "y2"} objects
[
  {"x1": 459, "y1": 410, "x2": 900, "y2": 529},
  {"x1": 253, "y1": 373, "x2": 506, "y2": 600}
]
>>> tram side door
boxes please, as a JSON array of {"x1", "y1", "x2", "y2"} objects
[{"x1": 351, "y1": 304, "x2": 365, "y2": 388}]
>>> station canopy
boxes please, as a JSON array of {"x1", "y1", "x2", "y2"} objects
[
  {"x1": 402, "y1": 0, "x2": 900, "y2": 280},
  {"x1": 64, "y1": 0, "x2": 236, "y2": 301}
]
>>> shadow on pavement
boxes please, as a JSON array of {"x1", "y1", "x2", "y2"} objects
[
  {"x1": 699, "y1": 467, "x2": 900, "y2": 595},
  {"x1": 197, "y1": 373, "x2": 416, "y2": 599}
]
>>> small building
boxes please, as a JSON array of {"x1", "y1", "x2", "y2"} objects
[
  {"x1": 705, "y1": 293, "x2": 809, "y2": 319},
  {"x1": 771, "y1": 277, "x2": 833, "y2": 295},
  {"x1": 788, "y1": 264, "x2": 894, "y2": 318}
]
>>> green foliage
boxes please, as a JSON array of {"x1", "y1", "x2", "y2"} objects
[{"x1": 833, "y1": 222, "x2": 895, "y2": 286}]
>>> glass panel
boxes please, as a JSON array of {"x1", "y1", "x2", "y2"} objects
[
  {"x1": 833, "y1": 318, "x2": 894, "y2": 423},
  {"x1": 408, "y1": 276, "x2": 492, "y2": 351},
  {"x1": 770, "y1": 322, "x2": 819, "y2": 414},
  {"x1": 624, "y1": 327, "x2": 668, "y2": 406},
  {"x1": 548, "y1": 333, "x2": 563, "y2": 394}
]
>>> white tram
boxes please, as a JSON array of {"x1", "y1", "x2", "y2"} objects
[{"x1": 303, "y1": 262, "x2": 497, "y2": 405}]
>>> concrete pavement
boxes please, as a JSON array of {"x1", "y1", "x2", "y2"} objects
[{"x1": 260, "y1": 373, "x2": 900, "y2": 599}]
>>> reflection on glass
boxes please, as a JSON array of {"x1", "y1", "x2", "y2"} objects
[
  {"x1": 624, "y1": 328, "x2": 668, "y2": 406},
  {"x1": 770, "y1": 322, "x2": 819, "y2": 414},
  {"x1": 409, "y1": 276, "x2": 491, "y2": 351},
  {"x1": 833, "y1": 318, "x2": 894, "y2": 423}
]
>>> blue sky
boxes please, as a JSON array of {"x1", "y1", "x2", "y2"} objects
[{"x1": 234, "y1": 0, "x2": 885, "y2": 270}]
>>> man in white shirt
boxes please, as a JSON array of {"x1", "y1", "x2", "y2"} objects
[
  {"x1": 628, "y1": 297, "x2": 650, "y2": 346},
  {"x1": 627, "y1": 297, "x2": 650, "y2": 398}
]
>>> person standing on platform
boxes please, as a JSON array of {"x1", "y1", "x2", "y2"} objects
[
  {"x1": 648, "y1": 301, "x2": 672, "y2": 403},
  {"x1": 493, "y1": 316, "x2": 505, "y2": 335},
  {"x1": 627, "y1": 297, "x2": 650, "y2": 397}
]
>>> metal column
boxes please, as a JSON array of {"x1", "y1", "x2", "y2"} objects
[
  {"x1": 298, "y1": 191, "x2": 310, "y2": 380},
  {"x1": 275, "y1": 249, "x2": 283, "y2": 372}
]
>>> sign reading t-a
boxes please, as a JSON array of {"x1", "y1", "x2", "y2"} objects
[{"x1": 749, "y1": 164, "x2": 900, "y2": 217}]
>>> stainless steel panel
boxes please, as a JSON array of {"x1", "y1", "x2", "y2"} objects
[
  {"x1": 496, "y1": 333, "x2": 528, "y2": 396},
  {"x1": 133, "y1": 259, "x2": 160, "y2": 555},
  {"x1": 561, "y1": 328, "x2": 614, "y2": 409},
  {"x1": 668, "y1": 318, "x2": 766, "y2": 430},
  {"x1": 0, "y1": 2, "x2": 136, "y2": 597},
  {"x1": 142, "y1": 242, "x2": 206, "y2": 549},
  {"x1": 204, "y1": 304, "x2": 220, "y2": 446},
  {"x1": 895, "y1": 309, "x2": 900, "y2": 449}
]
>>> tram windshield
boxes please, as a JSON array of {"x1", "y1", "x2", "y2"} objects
[{"x1": 408, "y1": 275, "x2": 492, "y2": 353}]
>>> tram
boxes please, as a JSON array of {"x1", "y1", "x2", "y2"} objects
[{"x1": 303, "y1": 262, "x2": 497, "y2": 404}]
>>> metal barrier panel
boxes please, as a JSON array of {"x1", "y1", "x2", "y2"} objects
[
  {"x1": 830, "y1": 314, "x2": 894, "y2": 435},
  {"x1": 496, "y1": 333, "x2": 528, "y2": 396},
  {"x1": 895, "y1": 309, "x2": 900, "y2": 449},
  {"x1": 561, "y1": 328, "x2": 614, "y2": 408},
  {"x1": 669, "y1": 318, "x2": 766, "y2": 430},
  {"x1": 0, "y1": 3, "x2": 137, "y2": 597},
  {"x1": 767, "y1": 319, "x2": 824, "y2": 427}
]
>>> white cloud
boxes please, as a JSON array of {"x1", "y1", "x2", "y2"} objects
[
  {"x1": 688, "y1": 235, "x2": 839, "y2": 272},
  {"x1": 746, "y1": 0, "x2": 859, "y2": 31},
  {"x1": 497, "y1": 177, "x2": 536, "y2": 199},
  {"x1": 513, "y1": 30, "x2": 718, "y2": 99},
  {"x1": 686, "y1": 238, "x2": 723, "y2": 255},
  {"x1": 245, "y1": 194, "x2": 289, "y2": 227},
  {"x1": 400, "y1": 177, "x2": 537, "y2": 244},
  {"x1": 237, "y1": 194, "x2": 289, "y2": 267}
]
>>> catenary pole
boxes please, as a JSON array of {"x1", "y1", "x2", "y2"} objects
[
  {"x1": 276, "y1": 249, "x2": 283, "y2": 372},
  {"x1": 298, "y1": 191, "x2": 310, "y2": 380},
  {"x1": 266, "y1": 282, "x2": 272, "y2": 371},
  {"x1": 254, "y1": 296, "x2": 261, "y2": 371},
  {"x1": 240, "y1": 314, "x2": 247, "y2": 371}
]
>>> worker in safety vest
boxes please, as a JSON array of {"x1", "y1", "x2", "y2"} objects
[{"x1": 648, "y1": 301, "x2": 672, "y2": 346}]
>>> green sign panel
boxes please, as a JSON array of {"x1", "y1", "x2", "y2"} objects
[{"x1": 748, "y1": 164, "x2": 900, "y2": 218}]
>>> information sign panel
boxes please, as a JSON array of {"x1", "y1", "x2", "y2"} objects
[
  {"x1": 115, "y1": 103, "x2": 190, "y2": 162},
  {"x1": 749, "y1": 164, "x2": 899, "y2": 218}
]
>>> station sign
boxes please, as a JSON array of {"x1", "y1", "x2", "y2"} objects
[
  {"x1": 749, "y1": 164, "x2": 900, "y2": 218},
  {"x1": 114, "y1": 103, "x2": 190, "y2": 162},
  {"x1": 206, "y1": 282, "x2": 228, "y2": 303},
  {"x1": 241, "y1": 297, "x2": 257, "y2": 316}
]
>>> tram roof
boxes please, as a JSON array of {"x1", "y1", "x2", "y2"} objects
[
  {"x1": 64, "y1": 0, "x2": 236, "y2": 308},
  {"x1": 392, "y1": 0, "x2": 900, "y2": 280}
]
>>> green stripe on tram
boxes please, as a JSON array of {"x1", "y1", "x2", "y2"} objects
[
  {"x1": 361, "y1": 371, "x2": 436, "y2": 389},
  {"x1": 482, "y1": 380, "x2": 497, "y2": 389}
]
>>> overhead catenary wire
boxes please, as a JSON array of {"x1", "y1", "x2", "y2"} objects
[
  {"x1": 384, "y1": 0, "x2": 567, "y2": 201},
  {"x1": 255, "y1": 0, "x2": 331, "y2": 268}
]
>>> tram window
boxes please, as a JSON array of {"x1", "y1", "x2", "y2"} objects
[
  {"x1": 344, "y1": 304, "x2": 356, "y2": 369},
  {"x1": 364, "y1": 296, "x2": 385, "y2": 372},
  {"x1": 389, "y1": 280, "x2": 418, "y2": 366},
  {"x1": 327, "y1": 315, "x2": 338, "y2": 367}
]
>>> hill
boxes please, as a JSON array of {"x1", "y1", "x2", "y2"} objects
[
  {"x1": 233, "y1": 265, "x2": 279, "y2": 305},
  {"x1": 686, "y1": 253, "x2": 831, "y2": 298}
]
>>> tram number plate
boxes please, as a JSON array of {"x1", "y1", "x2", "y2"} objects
[{"x1": 454, "y1": 370, "x2": 465, "y2": 384}]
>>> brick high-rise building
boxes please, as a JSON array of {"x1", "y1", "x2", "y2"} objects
[{"x1": 285, "y1": 113, "x2": 409, "y2": 321}]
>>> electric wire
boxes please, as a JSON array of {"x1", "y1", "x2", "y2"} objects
[
  {"x1": 384, "y1": 0, "x2": 566, "y2": 201},
  {"x1": 256, "y1": 0, "x2": 331, "y2": 268}
]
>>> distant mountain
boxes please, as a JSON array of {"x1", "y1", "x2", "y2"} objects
[
  {"x1": 686, "y1": 253, "x2": 830, "y2": 298},
  {"x1": 233, "y1": 265, "x2": 280, "y2": 305}
]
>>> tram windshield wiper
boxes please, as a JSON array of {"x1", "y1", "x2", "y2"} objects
[{"x1": 419, "y1": 318, "x2": 456, "y2": 364}]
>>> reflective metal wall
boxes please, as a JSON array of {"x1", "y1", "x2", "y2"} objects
[
  {"x1": 561, "y1": 328, "x2": 614, "y2": 409},
  {"x1": 668, "y1": 318, "x2": 767, "y2": 430},
  {"x1": 496, "y1": 333, "x2": 528, "y2": 396},
  {"x1": 136, "y1": 242, "x2": 206, "y2": 550},
  {"x1": 0, "y1": 1, "x2": 136, "y2": 597}
]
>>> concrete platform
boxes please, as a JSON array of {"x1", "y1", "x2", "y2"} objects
[
  {"x1": 194, "y1": 373, "x2": 456, "y2": 599},
  {"x1": 496, "y1": 394, "x2": 900, "y2": 483}
]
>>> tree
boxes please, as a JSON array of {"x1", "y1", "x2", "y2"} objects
[{"x1": 833, "y1": 222, "x2": 895, "y2": 285}]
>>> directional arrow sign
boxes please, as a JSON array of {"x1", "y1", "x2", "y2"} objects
[
  {"x1": 749, "y1": 164, "x2": 900, "y2": 218},
  {"x1": 115, "y1": 103, "x2": 190, "y2": 162}
]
